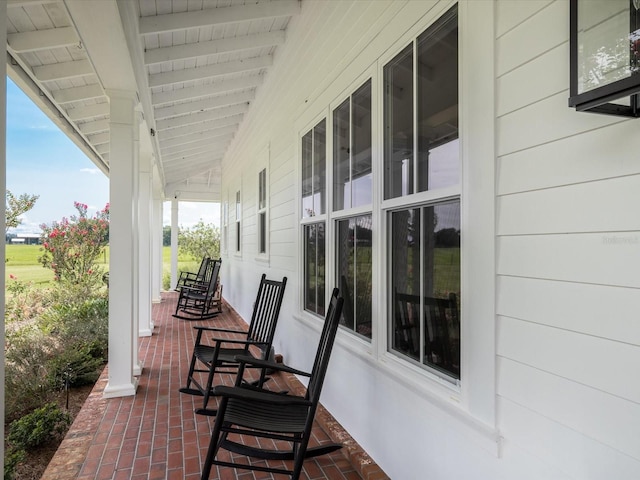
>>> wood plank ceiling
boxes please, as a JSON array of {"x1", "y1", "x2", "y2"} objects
[{"x1": 5, "y1": 0, "x2": 300, "y2": 201}]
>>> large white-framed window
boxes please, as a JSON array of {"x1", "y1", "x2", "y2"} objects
[
  {"x1": 333, "y1": 79, "x2": 373, "y2": 340},
  {"x1": 383, "y1": 5, "x2": 461, "y2": 383},
  {"x1": 258, "y1": 168, "x2": 268, "y2": 255},
  {"x1": 301, "y1": 118, "x2": 327, "y2": 316}
]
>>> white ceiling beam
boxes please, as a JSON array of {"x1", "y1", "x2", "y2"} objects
[
  {"x1": 52, "y1": 84, "x2": 105, "y2": 104},
  {"x1": 78, "y1": 119, "x2": 109, "y2": 135},
  {"x1": 162, "y1": 144, "x2": 228, "y2": 163},
  {"x1": 156, "y1": 103, "x2": 247, "y2": 131},
  {"x1": 88, "y1": 132, "x2": 109, "y2": 145},
  {"x1": 144, "y1": 31, "x2": 284, "y2": 65},
  {"x1": 33, "y1": 59, "x2": 94, "y2": 82},
  {"x1": 154, "y1": 90, "x2": 254, "y2": 119},
  {"x1": 158, "y1": 114, "x2": 244, "y2": 139},
  {"x1": 151, "y1": 74, "x2": 263, "y2": 106},
  {"x1": 8, "y1": 27, "x2": 78, "y2": 52},
  {"x1": 159, "y1": 124, "x2": 236, "y2": 149},
  {"x1": 66, "y1": 102, "x2": 109, "y2": 121},
  {"x1": 149, "y1": 61, "x2": 265, "y2": 89},
  {"x1": 164, "y1": 161, "x2": 221, "y2": 180},
  {"x1": 161, "y1": 134, "x2": 233, "y2": 156},
  {"x1": 139, "y1": 0, "x2": 300, "y2": 35},
  {"x1": 166, "y1": 165, "x2": 223, "y2": 187}
]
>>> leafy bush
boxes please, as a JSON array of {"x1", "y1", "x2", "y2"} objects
[
  {"x1": 7, "y1": 403, "x2": 71, "y2": 450},
  {"x1": 39, "y1": 202, "x2": 109, "y2": 284},
  {"x1": 47, "y1": 344, "x2": 105, "y2": 389},
  {"x1": 4, "y1": 447, "x2": 26, "y2": 480}
]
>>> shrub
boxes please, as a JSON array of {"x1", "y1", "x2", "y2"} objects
[
  {"x1": 7, "y1": 403, "x2": 71, "y2": 450},
  {"x1": 4, "y1": 447, "x2": 26, "y2": 480},
  {"x1": 39, "y1": 202, "x2": 109, "y2": 284},
  {"x1": 47, "y1": 344, "x2": 105, "y2": 389}
]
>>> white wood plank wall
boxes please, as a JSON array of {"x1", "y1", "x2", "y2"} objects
[{"x1": 496, "y1": 1, "x2": 640, "y2": 478}]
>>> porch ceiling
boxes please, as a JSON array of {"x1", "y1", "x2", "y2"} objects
[{"x1": 5, "y1": 0, "x2": 300, "y2": 202}]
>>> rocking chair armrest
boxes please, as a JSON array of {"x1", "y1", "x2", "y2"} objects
[
  {"x1": 193, "y1": 325, "x2": 247, "y2": 335},
  {"x1": 179, "y1": 284, "x2": 207, "y2": 293},
  {"x1": 208, "y1": 338, "x2": 268, "y2": 348},
  {"x1": 234, "y1": 355, "x2": 312, "y2": 378},
  {"x1": 212, "y1": 385, "x2": 312, "y2": 406}
]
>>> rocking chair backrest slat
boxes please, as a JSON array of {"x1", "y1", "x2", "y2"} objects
[
  {"x1": 202, "y1": 259, "x2": 221, "y2": 296},
  {"x1": 306, "y1": 288, "x2": 343, "y2": 403},
  {"x1": 246, "y1": 275, "x2": 287, "y2": 354}
]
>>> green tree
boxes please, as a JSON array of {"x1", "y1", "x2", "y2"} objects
[
  {"x1": 39, "y1": 202, "x2": 109, "y2": 284},
  {"x1": 163, "y1": 225, "x2": 172, "y2": 246},
  {"x1": 178, "y1": 220, "x2": 220, "y2": 260},
  {"x1": 6, "y1": 190, "x2": 39, "y2": 233}
]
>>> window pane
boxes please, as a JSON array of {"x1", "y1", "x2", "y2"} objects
[
  {"x1": 336, "y1": 215, "x2": 372, "y2": 340},
  {"x1": 389, "y1": 201, "x2": 460, "y2": 380},
  {"x1": 258, "y1": 169, "x2": 266, "y2": 210},
  {"x1": 384, "y1": 44, "x2": 414, "y2": 200},
  {"x1": 578, "y1": 0, "x2": 636, "y2": 94},
  {"x1": 352, "y1": 80, "x2": 372, "y2": 207},
  {"x1": 313, "y1": 120, "x2": 326, "y2": 215},
  {"x1": 390, "y1": 207, "x2": 421, "y2": 360},
  {"x1": 302, "y1": 131, "x2": 314, "y2": 217},
  {"x1": 304, "y1": 222, "x2": 325, "y2": 315},
  {"x1": 333, "y1": 99, "x2": 350, "y2": 211},
  {"x1": 417, "y1": 6, "x2": 459, "y2": 192},
  {"x1": 423, "y1": 201, "x2": 460, "y2": 379},
  {"x1": 259, "y1": 212, "x2": 266, "y2": 254}
]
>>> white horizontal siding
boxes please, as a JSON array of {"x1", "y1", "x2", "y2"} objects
[
  {"x1": 499, "y1": 397, "x2": 640, "y2": 480},
  {"x1": 498, "y1": 358, "x2": 640, "y2": 461},
  {"x1": 495, "y1": 0, "x2": 553, "y2": 38},
  {"x1": 497, "y1": 276, "x2": 640, "y2": 345},
  {"x1": 497, "y1": 175, "x2": 640, "y2": 235},
  {"x1": 497, "y1": 119, "x2": 640, "y2": 195},
  {"x1": 497, "y1": 316, "x2": 640, "y2": 403},
  {"x1": 497, "y1": 233, "x2": 640, "y2": 288},
  {"x1": 497, "y1": 91, "x2": 624, "y2": 156},
  {"x1": 496, "y1": 0, "x2": 565, "y2": 76}
]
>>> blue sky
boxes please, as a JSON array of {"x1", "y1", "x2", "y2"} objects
[{"x1": 6, "y1": 78, "x2": 218, "y2": 234}]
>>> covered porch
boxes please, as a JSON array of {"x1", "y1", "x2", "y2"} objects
[{"x1": 41, "y1": 292, "x2": 385, "y2": 480}]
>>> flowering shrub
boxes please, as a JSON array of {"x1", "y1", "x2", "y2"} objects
[{"x1": 39, "y1": 202, "x2": 109, "y2": 285}]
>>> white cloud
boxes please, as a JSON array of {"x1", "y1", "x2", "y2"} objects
[{"x1": 80, "y1": 167, "x2": 102, "y2": 175}]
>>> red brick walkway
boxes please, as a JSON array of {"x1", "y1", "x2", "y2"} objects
[{"x1": 42, "y1": 291, "x2": 388, "y2": 480}]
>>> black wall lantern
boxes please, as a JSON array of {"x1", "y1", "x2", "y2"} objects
[{"x1": 569, "y1": 0, "x2": 640, "y2": 116}]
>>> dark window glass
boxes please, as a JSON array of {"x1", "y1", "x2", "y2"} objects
[
  {"x1": 336, "y1": 215, "x2": 372, "y2": 339},
  {"x1": 390, "y1": 201, "x2": 460, "y2": 380},
  {"x1": 304, "y1": 222, "x2": 325, "y2": 315}
]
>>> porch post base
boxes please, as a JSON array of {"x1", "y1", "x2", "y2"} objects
[{"x1": 103, "y1": 378, "x2": 139, "y2": 398}]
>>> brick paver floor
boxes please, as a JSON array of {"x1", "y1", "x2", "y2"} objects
[{"x1": 42, "y1": 291, "x2": 388, "y2": 480}]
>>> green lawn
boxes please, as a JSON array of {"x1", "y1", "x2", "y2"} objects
[{"x1": 6, "y1": 244, "x2": 198, "y2": 288}]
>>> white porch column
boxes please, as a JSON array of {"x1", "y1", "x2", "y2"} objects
[
  {"x1": 104, "y1": 89, "x2": 138, "y2": 398},
  {"x1": 138, "y1": 151, "x2": 153, "y2": 336},
  {"x1": 131, "y1": 113, "x2": 142, "y2": 376},
  {"x1": 152, "y1": 196, "x2": 163, "y2": 301},
  {"x1": 170, "y1": 198, "x2": 179, "y2": 289},
  {"x1": 1, "y1": 0, "x2": 8, "y2": 469}
]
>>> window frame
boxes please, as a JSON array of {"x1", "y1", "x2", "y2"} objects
[
  {"x1": 234, "y1": 189, "x2": 242, "y2": 256},
  {"x1": 299, "y1": 116, "x2": 329, "y2": 318},
  {"x1": 378, "y1": 3, "x2": 463, "y2": 389},
  {"x1": 221, "y1": 195, "x2": 229, "y2": 255},
  {"x1": 256, "y1": 145, "x2": 270, "y2": 261}
]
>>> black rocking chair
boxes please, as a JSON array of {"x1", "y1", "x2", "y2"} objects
[
  {"x1": 200, "y1": 288, "x2": 344, "y2": 480},
  {"x1": 175, "y1": 256, "x2": 210, "y2": 291},
  {"x1": 179, "y1": 274, "x2": 287, "y2": 415},
  {"x1": 173, "y1": 259, "x2": 221, "y2": 320}
]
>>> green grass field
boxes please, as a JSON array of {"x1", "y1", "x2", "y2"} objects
[{"x1": 6, "y1": 244, "x2": 197, "y2": 287}]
